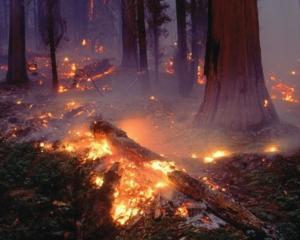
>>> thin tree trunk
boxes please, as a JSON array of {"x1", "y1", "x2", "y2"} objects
[
  {"x1": 190, "y1": 0, "x2": 207, "y2": 85},
  {"x1": 121, "y1": 0, "x2": 138, "y2": 69},
  {"x1": 153, "y1": 26, "x2": 159, "y2": 83},
  {"x1": 137, "y1": 0, "x2": 150, "y2": 91},
  {"x1": 195, "y1": 0, "x2": 278, "y2": 131},
  {"x1": 47, "y1": 0, "x2": 58, "y2": 90},
  {"x1": 190, "y1": 0, "x2": 200, "y2": 86},
  {"x1": 6, "y1": 0, "x2": 29, "y2": 84},
  {"x1": 176, "y1": 0, "x2": 190, "y2": 97}
]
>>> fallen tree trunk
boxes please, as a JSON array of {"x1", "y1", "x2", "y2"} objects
[
  {"x1": 91, "y1": 120, "x2": 278, "y2": 239},
  {"x1": 168, "y1": 170, "x2": 277, "y2": 239}
]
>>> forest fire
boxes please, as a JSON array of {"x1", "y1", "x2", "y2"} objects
[
  {"x1": 203, "y1": 150, "x2": 229, "y2": 163},
  {"x1": 272, "y1": 82, "x2": 298, "y2": 103},
  {"x1": 1, "y1": 0, "x2": 300, "y2": 239}
]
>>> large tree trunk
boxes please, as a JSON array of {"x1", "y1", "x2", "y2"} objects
[
  {"x1": 137, "y1": 0, "x2": 150, "y2": 92},
  {"x1": 6, "y1": 0, "x2": 29, "y2": 84},
  {"x1": 175, "y1": 0, "x2": 190, "y2": 97},
  {"x1": 195, "y1": 0, "x2": 278, "y2": 131},
  {"x1": 121, "y1": 0, "x2": 138, "y2": 69}
]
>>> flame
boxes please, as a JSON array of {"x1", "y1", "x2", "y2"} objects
[
  {"x1": 148, "y1": 160, "x2": 176, "y2": 175},
  {"x1": 86, "y1": 139, "x2": 112, "y2": 160},
  {"x1": 111, "y1": 160, "x2": 170, "y2": 225},
  {"x1": 175, "y1": 204, "x2": 189, "y2": 217},
  {"x1": 204, "y1": 150, "x2": 229, "y2": 163}
]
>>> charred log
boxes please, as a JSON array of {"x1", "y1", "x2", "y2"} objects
[{"x1": 168, "y1": 170, "x2": 278, "y2": 239}]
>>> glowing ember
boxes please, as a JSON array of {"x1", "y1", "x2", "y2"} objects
[
  {"x1": 197, "y1": 64, "x2": 206, "y2": 85},
  {"x1": 264, "y1": 99, "x2": 269, "y2": 108},
  {"x1": 175, "y1": 204, "x2": 189, "y2": 217},
  {"x1": 58, "y1": 85, "x2": 68, "y2": 93},
  {"x1": 149, "y1": 95, "x2": 157, "y2": 101},
  {"x1": 81, "y1": 39, "x2": 87, "y2": 47},
  {"x1": 202, "y1": 176, "x2": 226, "y2": 192},
  {"x1": 264, "y1": 145, "x2": 279, "y2": 153},
  {"x1": 272, "y1": 82, "x2": 298, "y2": 103},
  {"x1": 94, "y1": 176, "x2": 104, "y2": 188},
  {"x1": 164, "y1": 58, "x2": 175, "y2": 75}
]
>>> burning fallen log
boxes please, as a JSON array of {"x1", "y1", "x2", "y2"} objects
[
  {"x1": 92, "y1": 120, "x2": 164, "y2": 163},
  {"x1": 91, "y1": 119, "x2": 278, "y2": 239},
  {"x1": 73, "y1": 59, "x2": 114, "y2": 85}
]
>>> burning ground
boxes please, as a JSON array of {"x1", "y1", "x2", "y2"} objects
[{"x1": 0, "y1": 53, "x2": 300, "y2": 240}]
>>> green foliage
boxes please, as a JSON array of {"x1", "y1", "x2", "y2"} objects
[{"x1": 0, "y1": 141, "x2": 88, "y2": 240}]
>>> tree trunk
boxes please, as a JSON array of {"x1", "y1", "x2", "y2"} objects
[
  {"x1": 195, "y1": 0, "x2": 278, "y2": 131},
  {"x1": 153, "y1": 25, "x2": 159, "y2": 83},
  {"x1": 190, "y1": 0, "x2": 207, "y2": 85},
  {"x1": 47, "y1": 0, "x2": 58, "y2": 90},
  {"x1": 176, "y1": 0, "x2": 190, "y2": 97},
  {"x1": 121, "y1": 0, "x2": 138, "y2": 69},
  {"x1": 74, "y1": 0, "x2": 89, "y2": 45},
  {"x1": 137, "y1": 0, "x2": 150, "y2": 92},
  {"x1": 6, "y1": 0, "x2": 29, "y2": 84}
]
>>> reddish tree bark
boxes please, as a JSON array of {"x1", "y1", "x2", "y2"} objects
[
  {"x1": 121, "y1": 0, "x2": 138, "y2": 69},
  {"x1": 6, "y1": 0, "x2": 29, "y2": 84},
  {"x1": 195, "y1": 0, "x2": 278, "y2": 131}
]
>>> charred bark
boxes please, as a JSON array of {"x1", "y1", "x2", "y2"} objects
[
  {"x1": 46, "y1": 0, "x2": 59, "y2": 91},
  {"x1": 6, "y1": 0, "x2": 29, "y2": 84},
  {"x1": 195, "y1": 0, "x2": 279, "y2": 131},
  {"x1": 176, "y1": 0, "x2": 190, "y2": 97},
  {"x1": 137, "y1": 0, "x2": 150, "y2": 92},
  {"x1": 168, "y1": 170, "x2": 278, "y2": 239},
  {"x1": 121, "y1": 0, "x2": 138, "y2": 69}
]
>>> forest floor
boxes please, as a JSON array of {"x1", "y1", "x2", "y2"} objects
[{"x1": 0, "y1": 53, "x2": 300, "y2": 239}]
